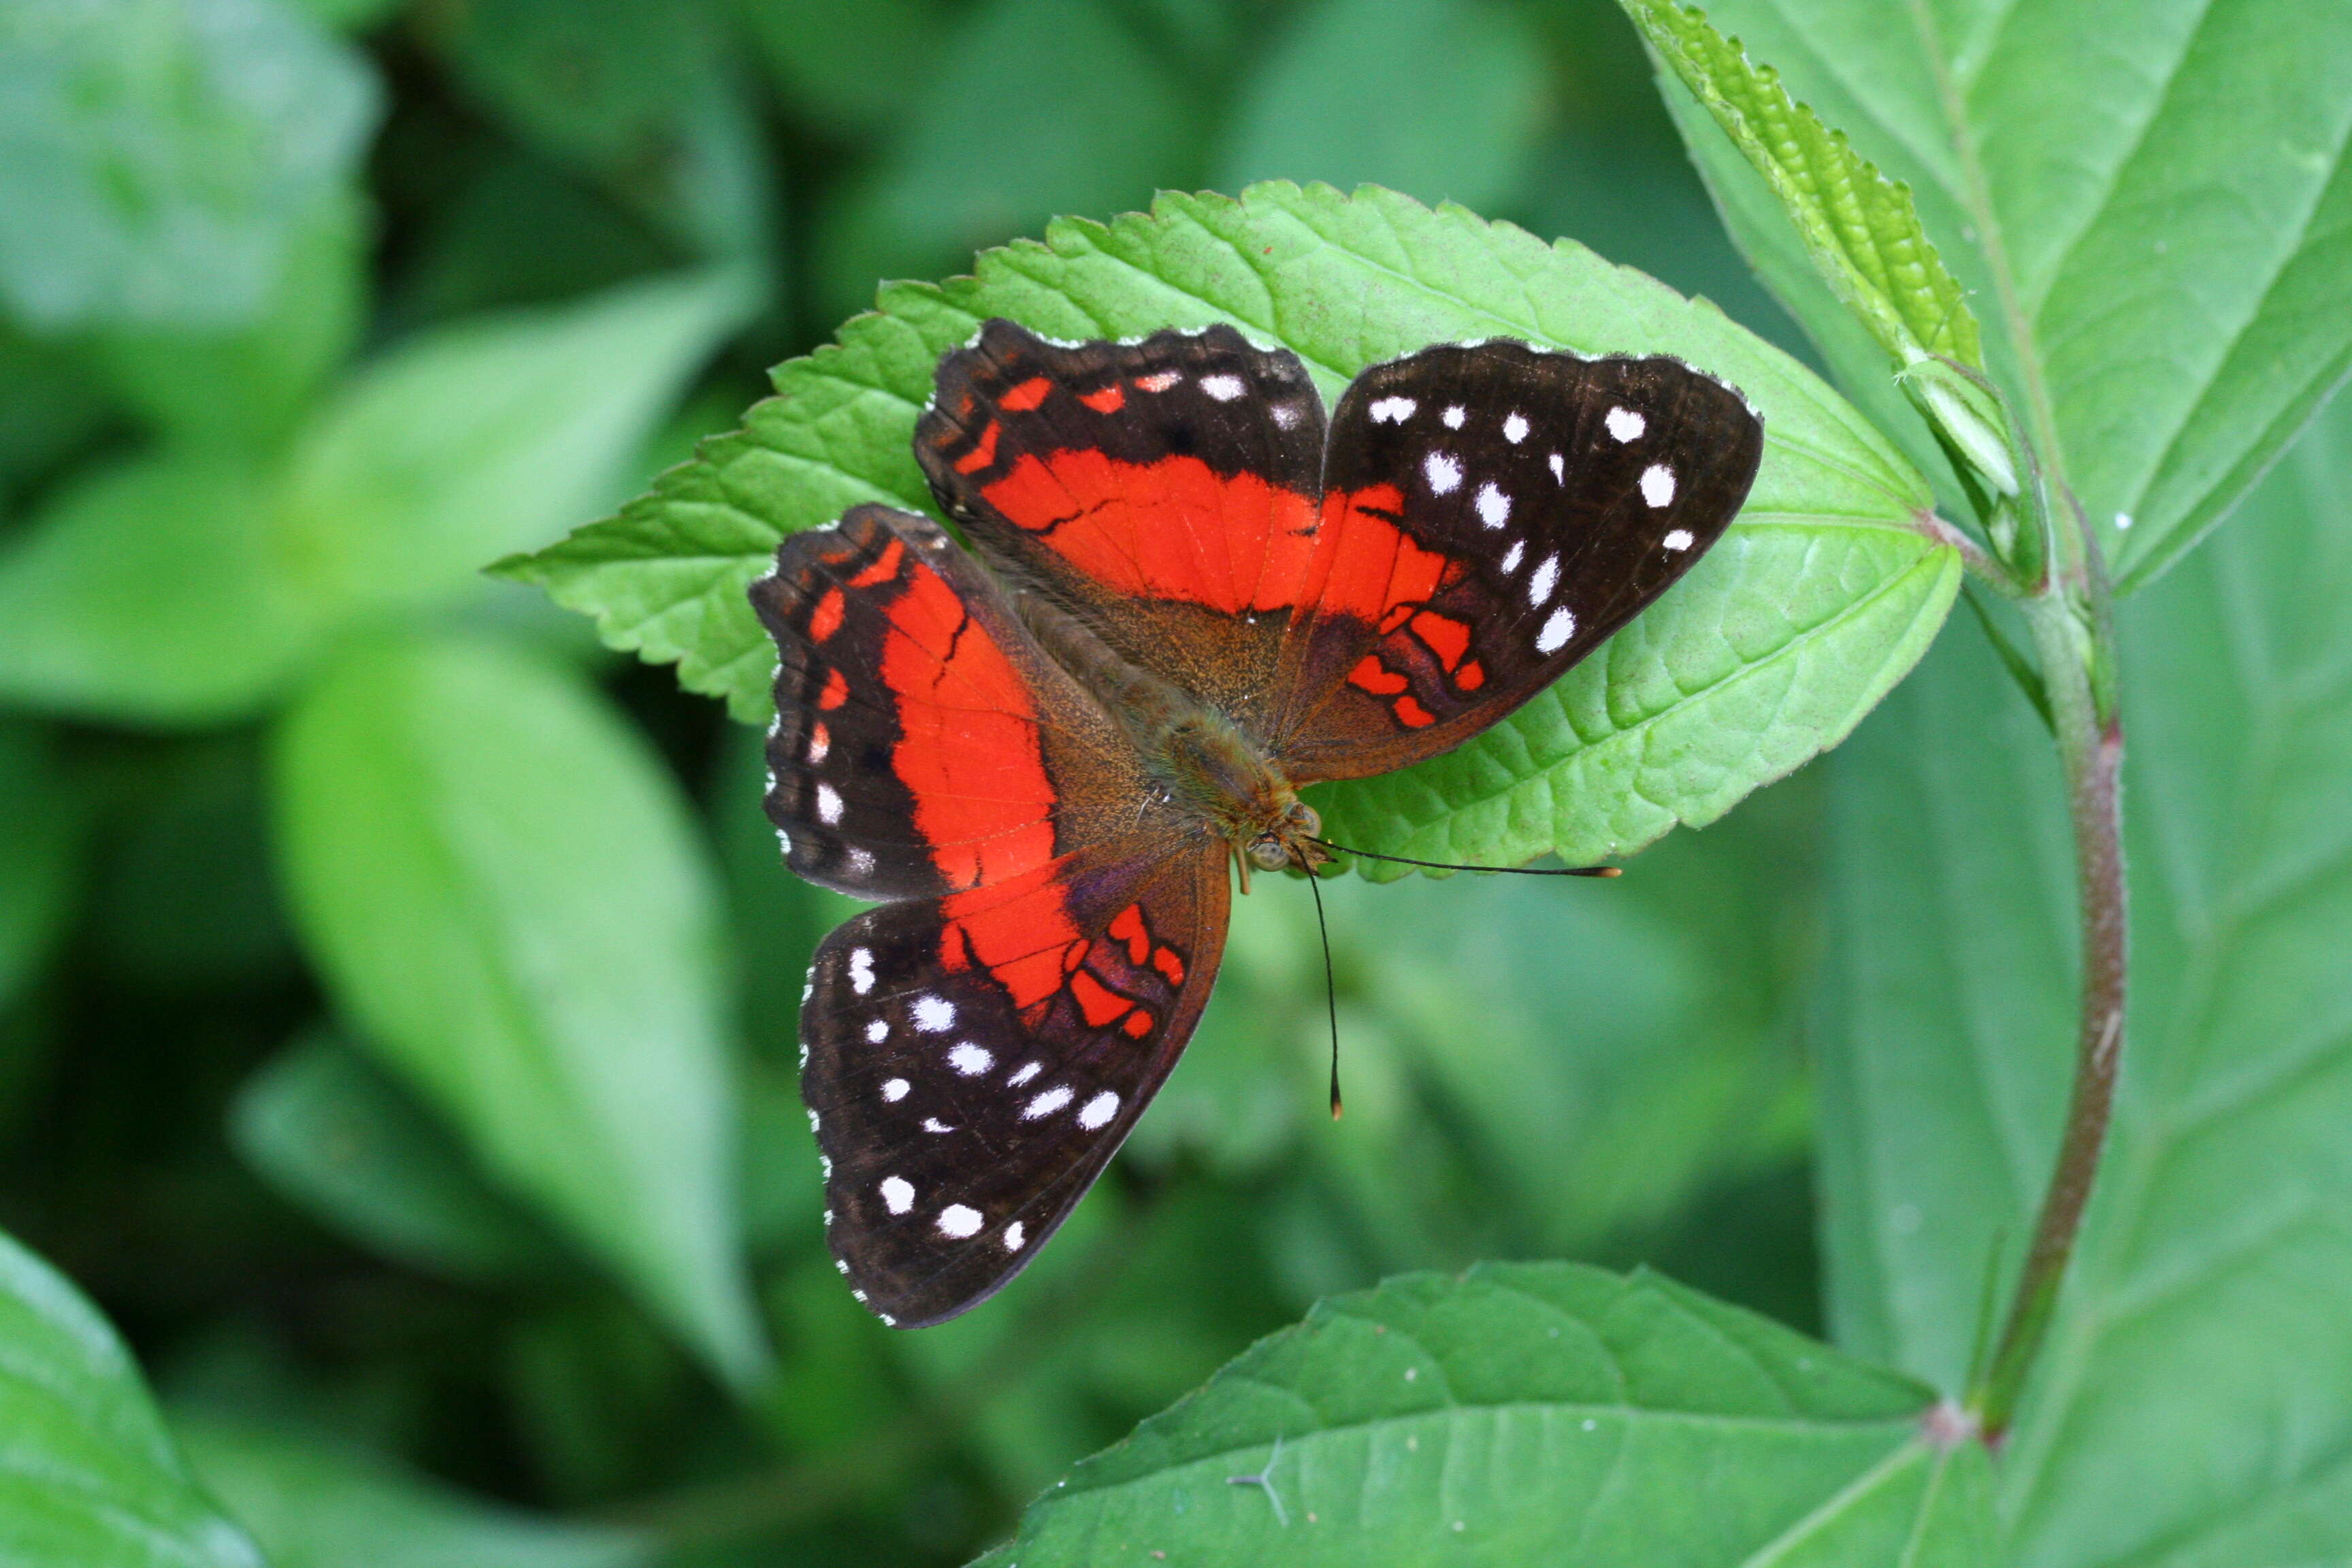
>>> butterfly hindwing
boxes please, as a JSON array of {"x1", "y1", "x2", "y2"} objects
[
  {"x1": 1275, "y1": 341, "x2": 1765, "y2": 779},
  {"x1": 802, "y1": 840, "x2": 1228, "y2": 1326},
  {"x1": 749, "y1": 504, "x2": 1160, "y2": 899},
  {"x1": 915, "y1": 320, "x2": 1327, "y2": 730}
]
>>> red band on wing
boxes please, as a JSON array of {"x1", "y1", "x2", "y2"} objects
[
  {"x1": 1069, "y1": 970, "x2": 1131, "y2": 1028},
  {"x1": 953, "y1": 422, "x2": 1001, "y2": 476},
  {"x1": 808, "y1": 587, "x2": 846, "y2": 642},
  {"x1": 998, "y1": 376, "x2": 1053, "y2": 412},
  {"x1": 980, "y1": 451, "x2": 1323, "y2": 613},
  {"x1": 878, "y1": 566, "x2": 1058, "y2": 891},
  {"x1": 1309, "y1": 484, "x2": 1458, "y2": 623},
  {"x1": 938, "y1": 862, "x2": 1083, "y2": 1011},
  {"x1": 850, "y1": 538, "x2": 906, "y2": 587},
  {"x1": 1109, "y1": 904, "x2": 1149, "y2": 964}
]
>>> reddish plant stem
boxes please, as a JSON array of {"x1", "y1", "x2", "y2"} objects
[{"x1": 1970, "y1": 517, "x2": 2127, "y2": 1443}]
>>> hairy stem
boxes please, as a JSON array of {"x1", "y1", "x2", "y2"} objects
[{"x1": 1969, "y1": 538, "x2": 2127, "y2": 1444}]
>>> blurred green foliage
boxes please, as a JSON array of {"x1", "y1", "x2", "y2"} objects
[
  {"x1": 0, "y1": 0, "x2": 2343, "y2": 1564},
  {"x1": 0, "y1": 3, "x2": 1827, "y2": 1559}
]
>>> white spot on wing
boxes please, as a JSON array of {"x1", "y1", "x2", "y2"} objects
[
  {"x1": 1529, "y1": 554, "x2": 1560, "y2": 606},
  {"x1": 806, "y1": 728, "x2": 828, "y2": 763},
  {"x1": 1442, "y1": 405, "x2": 1467, "y2": 429},
  {"x1": 847, "y1": 847, "x2": 875, "y2": 879},
  {"x1": 1503, "y1": 412, "x2": 1529, "y2": 444},
  {"x1": 1134, "y1": 371, "x2": 1180, "y2": 393},
  {"x1": 1007, "y1": 1061, "x2": 1041, "y2": 1087},
  {"x1": 937, "y1": 1204, "x2": 983, "y2": 1239},
  {"x1": 912, "y1": 995, "x2": 956, "y2": 1032},
  {"x1": 1369, "y1": 396, "x2": 1416, "y2": 423},
  {"x1": 865, "y1": 1019, "x2": 889, "y2": 1044},
  {"x1": 1475, "y1": 482, "x2": 1511, "y2": 528},
  {"x1": 1024, "y1": 1085, "x2": 1075, "y2": 1120},
  {"x1": 924, "y1": 1117, "x2": 953, "y2": 1133},
  {"x1": 1200, "y1": 374, "x2": 1246, "y2": 402},
  {"x1": 1640, "y1": 463, "x2": 1676, "y2": 507},
  {"x1": 1004, "y1": 1222, "x2": 1027, "y2": 1252},
  {"x1": 815, "y1": 783, "x2": 843, "y2": 825},
  {"x1": 881, "y1": 1077, "x2": 909, "y2": 1102},
  {"x1": 848, "y1": 948, "x2": 875, "y2": 995},
  {"x1": 1606, "y1": 406, "x2": 1646, "y2": 442},
  {"x1": 947, "y1": 1042, "x2": 993, "y2": 1076},
  {"x1": 1663, "y1": 528, "x2": 1695, "y2": 552},
  {"x1": 1537, "y1": 606, "x2": 1577, "y2": 653},
  {"x1": 1548, "y1": 453, "x2": 1565, "y2": 482},
  {"x1": 1424, "y1": 452, "x2": 1463, "y2": 494},
  {"x1": 880, "y1": 1176, "x2": 913, "y2": 1214},
  {"x1": 1499, "y1": 540, "x2": 1524, "y2": 573},
  {"x1": 1079, "y1": 1090, "x2": 1120, "y2": 1130},
  {"x1": 1271, "y1": 402, "x2": 1303, "y2": 428}
]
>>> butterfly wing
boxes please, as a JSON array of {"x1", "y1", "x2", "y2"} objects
[
  {"x1": 751, "y1": 502, "x2": 1228, "y2": 1324},
  {"x1": 802, "y1": 840, "x2": 1227, "y2": 1326},
  {"x1": 749, "y1": 503, "x2": 1166, "y2": 899},
  {"x1": 915, "y1": 319, "x2": 1328, "y2": 734},
  {"x1": 1271, "y1": 340, "x2": 1766, "y2": 779}
]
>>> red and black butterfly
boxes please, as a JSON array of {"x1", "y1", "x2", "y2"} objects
[{"x1": 749, "y1": 319, "x2": 1763, "y2": 1326}]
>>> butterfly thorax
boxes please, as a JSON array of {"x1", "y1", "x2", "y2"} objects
[{"x1": 1013, "y1": 591, "x2": 1322, "y2": 882}]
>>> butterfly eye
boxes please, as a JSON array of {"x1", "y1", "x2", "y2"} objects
[
  {"x1": 1286, "y1": 802, "x2": 1322, "y2": 836},
  {"x1": 1247, "y1": 837, "x2": 1290, "y2": 871}
]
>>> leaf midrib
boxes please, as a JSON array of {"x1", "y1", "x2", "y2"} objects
[{"x1": 1056, "y1": 1398, "x2": 1921, "y2": 1507}]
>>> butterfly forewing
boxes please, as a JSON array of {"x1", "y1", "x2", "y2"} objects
[
  {"x1": 802, "y1": 842, "x2": 1228, "y2": 1326},
  {"x1": 749, "y1": 504, "x2": 1161, "y2": 899},
  {"x1": 916, "y1": 321, "x2": 1328, "y2": 731},
  {"x1": 1276, "y1": 341, "x2": 1765, "y2": 779}
]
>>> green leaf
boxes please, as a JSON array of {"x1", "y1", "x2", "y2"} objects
[
  {"x1": 0, "y1": 325, "x2": 113, "y2": 504},
  {"x1": 284, "y1": 268, "x2": 753, "y2": 621},
  {"x1": 1814, "y1": 397, "x2": 2352, "y2": 1559},
  {"x1": 804, "y1": 0, "x2": 1207, "y2": 323},
  {"x1": 737, "y1": 0, "x2": 947, "y2": 142},
  {"x1": 427, "y1": 0, "x2": 771, "y2": 261},
  {"x1": 1622, "y1": 0, "x2": 1980, "y2": 375},
  {"x1": 1653, "y1": 0, "x2": 2352, "y2": 589},
  {"x1": 270, "y1": 630, "x2": 768, "y2": 1388},
  {"x1": 0, "y1": 1226, "x2": 264, "y2": 1568},
  {"x1": 176, "y1": 1411, "x2": 647, "y2": 1568},
  {"x1": 0, "y1": 723, "x2": 81, "y2": 1013},
  {"x1": 0, "y1": 0, "x2": 379, "y2": 331},
  {"x1": 0, "y1": 273, "x2": 742, "y2": 726},
  {"x1": 506, "y1": 182, "x2": 1957, "y2": 869},
  {"x1": 0, "y1": 451, "x2": 323, "y2": 724},
  {"x1": 229, "y1": 1033, "x2": 567, "y2": 1285},
  {"x1": 1364, "y1": 774, "x2": 1817, "y2": 1254},
  {"x1": 93, "y1": 191, "x2": 370, "y2": 455},
  {"x1": 979, "y1": 1262, "x2": 1990, "y2": 1565},
  {"x1": 1218, "y1": 0, "x2": 1552, "y2": 216}
]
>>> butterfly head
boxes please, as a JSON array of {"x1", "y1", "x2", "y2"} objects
[{"x1": 1245, "y1": 799, "x2": 1325, "y2": 874}]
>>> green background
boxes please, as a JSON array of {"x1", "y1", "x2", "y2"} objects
[{"x1": 0, "y1": 1, "x2": 2345, "y2": 1564}]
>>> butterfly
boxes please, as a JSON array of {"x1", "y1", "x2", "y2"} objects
[{"x1": 749, "y1": 319, "x2": 1763, "y2": 1326}]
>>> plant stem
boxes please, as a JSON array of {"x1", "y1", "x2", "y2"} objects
[{"x1": 1968, "y1": 517, "x2": 2127, "y2": 1445}]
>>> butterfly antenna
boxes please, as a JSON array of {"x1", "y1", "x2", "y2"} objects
[
  {"x1": 1306, "y1": 870, "x2": 1343, "y2": 1120},
  {"x1": 1309, "y1": 839, "x2": 1621, "y2": 878}
]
